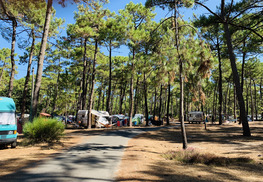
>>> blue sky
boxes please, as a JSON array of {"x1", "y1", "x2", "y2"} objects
[{"x1": 0, "y1": 0, "x2": 218, "y2": 80}]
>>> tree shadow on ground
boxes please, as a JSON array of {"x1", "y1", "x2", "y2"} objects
[
  {"x1": 117, "y1": 159, "x2": 263, "y2": 182},
  {"x1": 136, "y1": 122, "x2": 263, "y2": 154}
]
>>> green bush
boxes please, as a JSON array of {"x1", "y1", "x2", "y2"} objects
[{"x1": 23, "y1": 117, "x2": 65, "y2": 144}]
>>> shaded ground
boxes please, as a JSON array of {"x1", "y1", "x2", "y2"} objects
[
  {"x1": 0, "y1": 122, "x2": 262, "y2": 181},
  {"x1": 116, "y1": 121, "x2": 263, "y2": 182},
  {"x1": 0, "y1": 128, "x2": 91, "y2": 177}
]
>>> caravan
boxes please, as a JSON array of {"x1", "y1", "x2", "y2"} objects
[
  {"x1": 0, "y1": 97, "x2": 17, "y2": 148},
  {"x1": 188, "y1": 111, "x2": 203, "y2": 124},
  {"x1": 77, "y1": 110, "x2": 110, "y2": 128}
]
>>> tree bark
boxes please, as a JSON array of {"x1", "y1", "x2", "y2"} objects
[
  {"x1": 32, "y1": 0, "x2": 53, "y2": 118},
  {"x1": 81, "y1": 38, "x2": 88, "y2": 110},
  {"x1": 250, "y1": 78, "x2": 254, "y2": 121},
  {"x1": 253, "y1": 79, "x2": 257, "y2": 120},
  {"x1": 174, "y1": 2, "x2": 187, "y2": 149},
  {"x1": 170, "y1": 92, "x2": 173, "y2": 118},
  {"x1": 110, "y1": 85, "x2": 116, "y2": 112},
  {"x1": 119, "y1": 80, "x2": 126, "y2": 114},
  {"x1": 8, "y1": 18, "x2": 17, "y2": 98},
  {"x1": 246, "y1": 79, "x2": 249, "y2": 115},
  {"x1": 106, "y1": 41, "x2": 112, "y2": 114},
  {"x1": 166, "y1": 82, "x2": 171, "y2": 125},
  {"x1": 88, "y1": 39, "x2": 98, "y2": 129},
  {"x1": 144, "y1": 70, "x2": 149, "y2": 126},
  {"x1": 153, "y1": 87, "x2": 157, "y2": 118},
  {"x1": 217, "y1": 37, "x2": 223, "y2": 125},
  {"x1": 234, "y1": 84, "x2": 237, "y2": 119},
  {"x1": 241, "y1": 40, "x2": 246, "y2": 93},
  {"x1": 134, "y1": 76, "x2": 139, "y2": 115},
  {"x1": 97, "y1": 83, "x2": 103, "y2": 111},
  {"x1": 158, "y1": 84, "x2": 163, "y2": 122},
  {"x1": 224, "y1": 82, "x2": 230, "y2": 115},
  {"x1": 102, "y1": 86, "x2": 105, "y2": 111},
  {"x1": 221, "y1": 0, "x2": 250, "y2": 136},
  {"x1": 228, "y1": 83, "x2": 231, "y2": 115},
  {"x1": 129, "y1": 48, "x2": 135, "y2": 127},
  {"x1": 21, "y1": 30, "x2": 35, "y2": 120},
  {"x1": 76, "y1": 71, "x2": 83, "y2": 112}
]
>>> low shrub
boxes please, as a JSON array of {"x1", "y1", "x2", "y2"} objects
[
  {"x1": 23, "y1": 117, "x2": 65, "y2": 144},
  {"x1": 163, "y1": 149, "x2": 253, "y2": 166}
]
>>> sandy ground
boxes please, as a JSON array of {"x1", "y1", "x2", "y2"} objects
[
  {"x1": 1, "y1": 122, "x2": 263, "y2": 182},
  {"x1": 0, "y1": 128, "x2": 86, "y2": 176},
  {"x1": 116, "y1": 121, "x2": 263, "y2": 182}
]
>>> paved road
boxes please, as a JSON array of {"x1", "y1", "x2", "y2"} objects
[{"x1": 1, "y1": 127, "x2": 166, "y2": 182}]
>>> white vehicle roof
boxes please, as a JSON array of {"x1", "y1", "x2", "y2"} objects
[
  {"x1": 78, "y1": 110, "x2": 110, "y2": 117},
  {"x1": 188, "y1": 111, "x2": 203, "y2": 114}
]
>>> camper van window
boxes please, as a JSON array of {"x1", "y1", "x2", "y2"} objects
[{"x1": 0, "y1": 112, "x2": 16, "y2": 125}]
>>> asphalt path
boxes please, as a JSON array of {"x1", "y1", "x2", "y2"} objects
[{"x1": 1, "y1": 126, "x2": 168, "y2": 182}]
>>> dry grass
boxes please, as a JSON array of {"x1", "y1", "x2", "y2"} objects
[
  {"x1": 116, "y1": 121, "x2": 263, "y2": 182},
  {"x1": 164, "y1": 149, "x2": 253, "y2": 166}
]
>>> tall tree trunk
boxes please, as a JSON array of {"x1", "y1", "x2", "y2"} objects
[
  {"x1": 144, "y1": 70, "x2": 149, "y2": 126},
  {"x1": 212, "y1": 82, "x2": 218, "y2": 123},
  {"x1": 186, "y1": 90, "x2": 189, "y2": 120},
  {"x1": 163, "y1": 86, "x2": 167, "y2": 118},
  {"x1": 88, "y1": 39, "x2": 98, "y2": 129},
  {"x1": 97, "y1": 83, "x2": 103, "y2": 111},
  {"x1": 217, "y1": 37, "x2": 223, "y2": 125},
  {"x1": 102, "y1": 87, "x2": 105, "y2": 111},
  {"x1": 260, "y1": 78, "x2": 262, "y2": 118},
  {"x1": 76, "y1": 72, "x2": 83, "y2": 112},
  {"x1": 241, "y1": 40, "x2": 246, "y2": 93},
  {"x1": 228, "y1": 83, "x2": 231, "y2": 115},
  {"x1": 174, "y1": 2, "x2": 187, "y2": 149},
  {"x1": 110, "y1": 85, "x2": 116, "y2": 112},
  {"x1": 158, "y1": 84, "x2": 163, "y2": 122},
  {"x1": 246, "y1": 79, "x2": 249, "y2": 115},
  {"x1": 32, "y1": 0, "x2": 53, "y2": 118},
  {"x1": 253, "y1": 79, "x2": 257, "y2": 120},
  {"x1": 8, "y1": 18, "x2": 17, "y2": 98},
  {"x1": 170, "y1": 92, "x2": 173, "y2": 118},
  {"x1": 129, "y1": 48, "x2": 135, "y2": 127},
  {"x1": 21, "y1": 31, "x2": 35, "y2": 120},
  {"x1": 134, "y1": 76, "x2": 139, "y2": 115},
  {"x1": 250, "y1": 78, "x2": 254, "y2": 121},
  {"x1": 106, "y1": 41, "x2": 112, "y2": 114},
  {"x1": 166, "y1": 82, "x2": 171, "y2": 125},
  {"x1": 224, "y1": 82, "x2": 230, "y2": 115},
  {"x1": 119, "y1": 81, "x2": 126, "y2": 114},
  {"x1": 221, "y1": 0, "x2": 250, "y2": 136},
  {"x1": 153, "y1": 87, "x2": 157, "y2": 118},
  {"x1": 215, "y1": 85, "x2": 218, "y2": 122},
  {"x1": 234, "y1": 84, "x2": 237, "y2": 119},
  {"x1": 82, "y1": 38, "x2": 88, "y2": 110}
]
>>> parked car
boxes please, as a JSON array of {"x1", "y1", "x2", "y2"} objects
[{"x1": 54, "y1": 116, "x2": 72, "y2": 124}]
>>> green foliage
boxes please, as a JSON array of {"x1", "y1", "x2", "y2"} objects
[{"x1": 23, "y1": 117, "x2": 65, "y2": 144}]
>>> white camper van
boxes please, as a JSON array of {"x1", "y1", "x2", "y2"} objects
[
  {"x1": 188, "y1": 111, "x2": 203, "y2": 124},
  {"x1": 77, "y1": 110, "x2": 110, "y2": 128}
]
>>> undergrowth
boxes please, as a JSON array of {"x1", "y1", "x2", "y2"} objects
[
  {"x1": 23, "y1": 117, "x2": 65, "y2": 144},
  {"x1": 163, "y1": 148, "x2": 253, "y2": 166}
]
